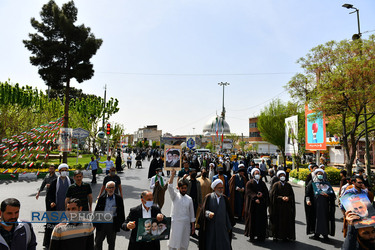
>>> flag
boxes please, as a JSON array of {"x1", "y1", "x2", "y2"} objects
[
  {"x1": 36, "y1": 170, "x2": 40, "y2": 176},
  {"x1": 29, "y1": 162, "x2": 34, "y2": 168},
  {"x1": 10, "y1": 174, "x2": 16, "y2": 178},
  {"x1": 2, "y1": 169, "x2": 9, "y2": 174},
  {"x1": 36, "y1": 154, "x2": 40, "y2": 160},
  {"x1": 12, "y1": 162, "x2": 17, "y2": 167},
  {"x1": 215, "y1": 117, "x2": 219, "y2": 138},
  {"x1": 221, "y1": 118, "x2": 224, "y2": 142},
  {"x1": 11, "y1": 154, "x2": 17, "y2": 158},
  {"x1": 13, "y1": 168, "x2": 18, "y2": 173}
]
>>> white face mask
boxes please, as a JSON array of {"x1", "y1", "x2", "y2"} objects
[
  {"x1": 60, "y1": 171, "x2": 68, "y2": 177},
  {"x1": 254, "y1": 174, "x2": 260, "y2": 180},
  {"x1": 158, "y1": 172, "x2": 162, "y2": 177},
  {"x1": 280, "y1": 176, "x2": 286, "y2": 182}
]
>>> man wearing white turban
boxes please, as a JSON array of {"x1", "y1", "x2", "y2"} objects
[
  {"x1": 244, "y1": 168, "x2": 269, "y2": 242},
  {"x1": 198, "y1": 177, "x2": 235, "y2": 250},
  {"x1": 269, "y1": 170, "x2": 296, "y2": 241}
]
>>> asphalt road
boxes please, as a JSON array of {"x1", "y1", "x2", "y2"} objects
[{"x1": 0, "y1": 154, "x2": 345, "y2": 249}]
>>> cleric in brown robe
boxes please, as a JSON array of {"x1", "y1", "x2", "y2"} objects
[
  {"x1": 244, "y1": 168, "x2": 269, "y2": 242},
  {"x1": 229, "y1": 164, "x2": 248, "y2": 220},
  {"x1": 269, "y1": 170, "x2": 296, "y2": 241}
]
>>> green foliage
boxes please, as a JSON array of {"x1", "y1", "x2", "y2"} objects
[
  {"x1": 289, "y1": 169, "x2": 298, "y2": 178},
  {"x1": 325, "y1": 167, "x2": 341, "y2": 185},
  {"x1": 152, "y1": 141, "x2": 157, "y2": 149},
  {"x1": 286, "y1": 36, "x2": 375, "y2": 174},
  {"x1": 137, "y1": 141, "x2": 143, "y2": 148},
  {"x1": 290, "y1": 167, "x2": 340, "y2": 185},
  {"x1": 205, "y1": 142, "x2": 213, "y2": 152},
  {"x1": 238, "y1": 141, "x2": 246, "y2": 152},
  {"x1": 23, "y1": 0, "x2": 103, "y2": 89},
  {"x1": 298, "y1": 169, "x2": 310, "y2": 181}
]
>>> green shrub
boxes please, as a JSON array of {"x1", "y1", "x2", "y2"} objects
[
  {"x1": 290, "y1": 169, "x2": 298, "y2": 178},
  {"x1": 325, "y1": 167, "x2": 341, "y2": 185},
  {"x1": 298, "y1": 169, "x2": 311, "y2": 181}
]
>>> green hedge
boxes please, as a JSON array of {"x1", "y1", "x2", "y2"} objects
[{"x1": 289, "y1": 167, "x2": 341, "y2": 185}]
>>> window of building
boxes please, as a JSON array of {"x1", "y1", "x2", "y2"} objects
[
  {"x1": 249, "y1": 132, "x2": 261, "y2": 138},
  {"x1": 249, "y1": 122, "x2": 257, "y2": 128}
]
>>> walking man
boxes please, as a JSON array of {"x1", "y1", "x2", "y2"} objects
[
  {"x1": 198, "y1": 179, "x2": 235, "y2": 250},
  {"x1": 168, "y1": 169, "x2": 195, "y2": 250},
  {"x1": 65, "y1": 170, "x2": 93, "y2": 211},
  {"x1": 50, "y1": 198, "x2": 95, "y2": 249},
  {"x1": 94, "y1": 181, "x2": 125, "y2": 250},
  {"x1": 97, "y1": 166, "x2": 123, "y2": 199},
  {"x1": 123, "y1": 190, "x2": 164, "y2": 250},
  {"x1": 87, "y1": 156, "x2": 100, "y2": 184},
  {"x1": 150, "y1": 168, "x2": 168, "y2": 209}
]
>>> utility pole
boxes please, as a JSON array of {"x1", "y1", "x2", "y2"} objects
[{"x1": 101, "y1": 84, "x2": 107, "y2": 155}]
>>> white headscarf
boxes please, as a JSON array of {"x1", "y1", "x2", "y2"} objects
[
  {"x1": 251, "y1": 168, "x2": 260, "y2": 177},
  {"x1": 238, "y1": 163, "x2": 245, "y2": 169},
  {"x1": 276, "y1": 170, "x2": 286, "y2": 178},
  {"x1": 211, "y1": 179, "x2": 223, "y2": 190}
]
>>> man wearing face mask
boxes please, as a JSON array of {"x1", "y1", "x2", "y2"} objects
[
  {"x1": 150, "y1": 168, "x2": 168, "y2": 209},
  {"x1": 229, "y1": 164, "x2": 248, "y2": 221},
  {"x1": 305, "y1": 168, "x2": 335, "y2": 241},
  {"x1": 97, "y1": 166, "x2": 123, "y2": 200},
  {"x1": 46, "y1": 163, "x2": 74, "y2": 247},
  {"x1": 0, "y1": 198, "x2": 37, "y2": 250},
  {"x1": 244, "y1": 168, "x2": 269, "y2": 242},
  {"x1": 198, "y1": 179, "x2": 235, "y2": 250},
  {"x1": 269, "y1": 170, "x2": 295, "y2": 241},
  {"x1": 123, "y1": 190, "x2": 164, "y2": 250},
  {"x1": 212, "y1": 167, "x2": 230, "y2": 197},
  {"x1": 167, "y1": 169, "x2": 195, "y2": 250}
]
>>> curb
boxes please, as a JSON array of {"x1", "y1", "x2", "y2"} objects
[{"x1": 289, "y1": 177, "x2": 305, "y2": 187}]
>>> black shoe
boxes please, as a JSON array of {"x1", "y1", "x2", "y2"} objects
[
  {"x1": 309, "y1": 234, "x2": 319, "y2": 240},
  {"x1": 273, "y1": 238, "x2": 278, "y2": 242},
  {"x1": 322, "y1": 236, "x2": 330, "y2": 242},
  {"x1": 249, "y1": 237, "x2": 255, "y2": 242}
]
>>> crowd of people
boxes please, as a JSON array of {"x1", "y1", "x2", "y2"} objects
[{"x1": 0, "y1": 150, "x2": 374, "y2": 250}]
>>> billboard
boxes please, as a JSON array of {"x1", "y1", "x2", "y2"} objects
[
  {"x1": 186, "y1": 137, "x2": 196, "y2": 150},
  {"x1": 285, "y1": 115, "x2": 298, "y2": 156},
  {"x1": 305, "y1": 105, "x2": 326, "y2": 150}
]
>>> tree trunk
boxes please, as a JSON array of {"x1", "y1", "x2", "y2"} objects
[{"x1": 63, "y1": 79, "x2": 70, "y2": 163}]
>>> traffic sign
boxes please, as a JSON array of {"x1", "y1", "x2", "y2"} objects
[{"x1": 72, "y1": 128, "x2": 90, "y2": 139}]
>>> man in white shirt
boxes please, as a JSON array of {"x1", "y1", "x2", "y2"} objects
[{"x1": 167, "y1": 169, "x2": 195, "y2": 250}]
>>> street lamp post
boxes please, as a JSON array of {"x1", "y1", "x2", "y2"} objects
[
  {"x1": 218, "y1": 82, "x2": 230, "y2": 152},
  {"x1": 342, "y1": 4, "x2": 371, "y2": 183}
]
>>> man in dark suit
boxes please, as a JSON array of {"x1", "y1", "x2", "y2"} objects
[
  {"x1": 123, "y1": 190, "x2": 165, "y2": 250},
  {"x1": 94, "y1": 181, "x2": 125, "y2": 250}
]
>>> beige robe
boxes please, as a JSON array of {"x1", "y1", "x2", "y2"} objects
[{"x1": 195, "y1": 176, "x2": 212, "y2": 228}]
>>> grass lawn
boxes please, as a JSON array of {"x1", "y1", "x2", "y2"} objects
[{"x1": 49, "y1": 154, "x2": 111, "y2": 168}]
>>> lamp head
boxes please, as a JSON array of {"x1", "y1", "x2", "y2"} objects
[{"x1": 342, "y1": 3, "x2": 354, "y2": 9}]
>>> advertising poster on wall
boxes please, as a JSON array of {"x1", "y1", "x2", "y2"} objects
[
  {"x1": 305, "y1": 105, "x2": 326, "y2": 150},
  {"x1": 285, "y1": 115, "x2": 298, "y2": 156}
]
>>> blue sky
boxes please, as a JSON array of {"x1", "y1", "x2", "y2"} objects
[{"x1": 1, "y1": 0, "x2": 374, "y2": 136}]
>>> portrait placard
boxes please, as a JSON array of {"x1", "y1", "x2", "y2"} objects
[
  {"x1": 340, "y1": 193, "x2": 375, "y2": 228},
  {"x1": 164, "y1": 145, "x2": 182, "y2": 170},
  {"x1": 312, "y1": 181, "x2": 334, "y2": 195},
  {"x1": 136, "y1": 217, "x2": 171, "y2": 242}
]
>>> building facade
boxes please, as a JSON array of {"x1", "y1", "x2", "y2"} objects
[{"x1": 248, "y1": 117, "x2": 278, "y2": 154}]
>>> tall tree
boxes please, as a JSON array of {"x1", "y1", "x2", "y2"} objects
[
  {"x1": 257, "y1": 99, "x2": 300, "y2": 167},
  {"x1": 23, "y1": 0, "x2": 102, "y2": 163},
  {"x1": 286, "y1": 36, "x2": 375, "y2": 175}
]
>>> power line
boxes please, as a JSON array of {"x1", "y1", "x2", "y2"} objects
[
  {"x1": 97, "y1": 71, "x2": 297, "y2": 76},
  {"x1": 228, "y1": 90, "x2": 288, "y2": 112}
]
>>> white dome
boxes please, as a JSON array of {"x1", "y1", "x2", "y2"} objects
[{"x1": 202, "y1": 116, "x2": 230, "y2": 135}]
